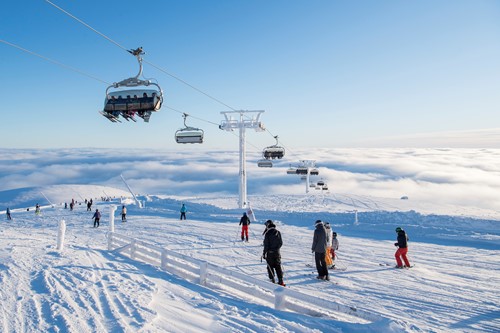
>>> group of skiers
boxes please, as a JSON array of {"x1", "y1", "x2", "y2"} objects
[{"x1": 238, "y1": 211, "x2": 411, "y2": 286}]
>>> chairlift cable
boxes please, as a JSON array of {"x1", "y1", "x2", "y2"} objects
[
  {"x1": 45, "y1": 0, "x2": 238, "y2": 112},
  {"x1": 39, "y1": 2, "x2": 301, "y2": 164},
  {"x1": 45, "y1": 0, "x2": 129, "y2": 52},
  {"x1": 144, "y1": 60, "x2": 237, "y2": 111},
  {"x1": 0, "y1": 39, "x2": 110, "y2": 85},
  {"x1": 165, "y1": 106, "x2": 220, "y2": 127}
]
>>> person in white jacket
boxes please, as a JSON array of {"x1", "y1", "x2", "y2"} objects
[{"x1": 330, "y1": 232, "x2": 339, "y2": 268}]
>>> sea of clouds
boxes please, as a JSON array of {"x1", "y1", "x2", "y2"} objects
[{"x1": 1, "y1": 147, "x2": 499, "y2": 212}]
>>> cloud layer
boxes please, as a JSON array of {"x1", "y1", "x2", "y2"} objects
[{"x1": 1, "y1": 147, "x2": 499, "y2": 212}]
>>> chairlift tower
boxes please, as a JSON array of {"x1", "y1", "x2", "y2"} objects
[
  {"x1": 220, "y1": 110, "x2": 265, "y2": 209},
  {"x1": 299, "y1": 160, "x2": 317, "y2": 194}
]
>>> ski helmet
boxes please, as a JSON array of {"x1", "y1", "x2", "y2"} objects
[
  {"x1": 265, "y1": 219, "x2": 272, "y2": 226},
  {"x1": 315, "y1": 220, "x2": 323, "y2": 226},
  {"x1": 332, "y1": 232, "x2": 337, "y2": 237},
  {"x1": 395, "y1": 227, "x2": 402, "y2": 232}
]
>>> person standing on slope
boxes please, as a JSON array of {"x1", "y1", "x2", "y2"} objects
[
  {"x1": 394, "y1": 227, "x2": 411, "y2": 268},
  {"x1": 263, "y1": 220, "x2": 285, "y2": 286},
  {"x1": 121, "y1": 205, "x2": 127, "y2": 222},
  {"x1": 311, "y1": 220, "x2": 329, "y2": 280},
  {"x1": 93, "y1": 209, "x2": 101, "y2": 228},
  {"x1": 180, "y1": 203, "x2": 187, "y2": 220},
  {"x1": 330, "y1": 231, "x2": 339, "y2": 268},
  {"x1": 239, "y1": 212, "x2": 251, "y2": 242},
  {"x1": 324, "y1": 222, "x2": 334, "y2": 268},
  {"x1": 6, "y1": 207, "x2": 12, "y2": 220}
]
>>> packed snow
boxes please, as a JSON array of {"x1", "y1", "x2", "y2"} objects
[{"x1": 0, "y1": 184, "x2": 498, "y2": 333}]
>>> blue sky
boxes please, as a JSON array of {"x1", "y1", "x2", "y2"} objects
[{"x1": 1, "y1": 0, "x2": 499, "y2": 150}]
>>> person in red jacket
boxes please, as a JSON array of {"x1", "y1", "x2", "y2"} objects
[
  {"x1": 239, "y1": 212, "x2": 251, "y2": 242},
  {"x1": 394, "y1": 227, "x2": 411, "y2": 268}
]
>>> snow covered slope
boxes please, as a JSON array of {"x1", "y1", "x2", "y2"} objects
[{"x1": 0, "y1": 185, "x2": 499, "y2": 332}]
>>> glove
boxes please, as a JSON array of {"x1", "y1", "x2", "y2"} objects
[
  {"x1": 262, "y1": 252, "x2": 267, "y2": 259},
  {"x1": 394, "y1": 243, "x2": 398, "y2": 247}
]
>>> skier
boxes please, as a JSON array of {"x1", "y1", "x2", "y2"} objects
[
  {"x1": 87, "y1": 201, "x2": 92, "y2": 211},
  {"x1": 262, "y1": 220, "x2": 285, "y2": 286},
  {"x1": 121, "y1": 205, "x2": 127, "y2": 221},
  {"x1": 35, "y1": 204, "x2": 41, "y2": 215},
  {"x1": 6, "y1": 207, "x2": 12, "y2": 220},
  {"x1": 311, "y1": 220, "x2": 329, "y2": 280},
  {"x1": 394, "y1": 227, "x2": 411, "y2": 268},
  {"x1": 324, "y1": 222, "x2": 333, "y2": 268},
  {"x1": 330, "y1": 231, "x2": 339, "y2": 268},
  {"x1": 93, "y1": 209, "x2": 101, "y2": 228},
  {"x1": 239, "y1": 212, "x2": 251, "y2": 242},
  {"x1": 180, "y1": 203, "x2": 187, "y2": 220}
]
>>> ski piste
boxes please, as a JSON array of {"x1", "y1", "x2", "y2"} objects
[
  {"x1": 379, "y1": 263, "x2": 415, "y2": 269},
  {"x1": 305, "y1": 273, "x2": 339, "y2": 285}
]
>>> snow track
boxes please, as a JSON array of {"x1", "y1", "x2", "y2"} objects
[{"x1": 0, "y1": 196, "x2": 499, "y2": 332}]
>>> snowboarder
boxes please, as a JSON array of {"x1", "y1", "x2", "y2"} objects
[
  {"x1": 262, "y1": 220, "x2": 285, "y2": 286},
  {"x1": 6, "y1": 207, "x2": 12, "y2": 220},
  {"x1": 121, "y1": 205, "x2": 127, "y2": 222},
  {"x1": 93, "y1": 209, "x2": 101, "y2": 228},
  {"x1": 311, "y1": 220, "x2": 329, "y2": 280},
  {"x1": 324, "y1": 222, "x2": 333, "y2": 268},
  {"x1": 239, "y1": 212, "x2": 251, "y2": 242},
  {"x1": 394, "y1": 227, "x2": 411, "y2": 268},
  {"x1": 180, "y1": 203, "x2": 187, "y2": 220}
]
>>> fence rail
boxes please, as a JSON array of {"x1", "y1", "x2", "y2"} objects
[{"x1": 108, "y1": 232, "x2": 384, "y2": 324}]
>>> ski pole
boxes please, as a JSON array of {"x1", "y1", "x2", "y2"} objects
[{"x1": 334, "y1": 253, "x2": 348, "y2": 270}]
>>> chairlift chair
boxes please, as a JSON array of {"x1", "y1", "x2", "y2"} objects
[
  {"x1": 296, "y1": 167, "x2": 308, "y2": 175},
  {"x1": 286, "y1": 165, "x2": 297, "y2": 174},
  {"x1": 262, "y1": 136, "x2": 285, "y2": 159},
  {"x1": 175, "y1": 113, "x2": 204, "y2": 144},
  {"x1": 310, "y1": 168, "x2": 319, "y2": 176},
  {"x1": 257, "y1": 159, "x2": 273, "y2": 168},
  {"x1": 100, "y1": 47, "x2": 163, "y2": 123}
]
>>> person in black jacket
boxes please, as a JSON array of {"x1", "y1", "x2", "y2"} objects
[
  {"x1": 311, "y1": 220, "x2": 329, "y2": 280},
  {"x1": 239, "y1": 212, "x2": 251, "y2": 242},
  {"x1": 263, "y1": 220, "x2": 285, "y2": 286},
  {"x1": 394, "y1": 227, "x2": 411, "y2": 268},
  {"x1": 93, "y1": 209, "x2": 101, "y2": 228}
]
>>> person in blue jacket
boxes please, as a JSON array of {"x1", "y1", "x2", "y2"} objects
[{"x1": 180, "y1": 203, "x2": 187, "y2": 220}]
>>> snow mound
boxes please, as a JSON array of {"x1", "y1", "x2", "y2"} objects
[{"x1": 0, "y1": 184, "x2": 132, "y2": 210}]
